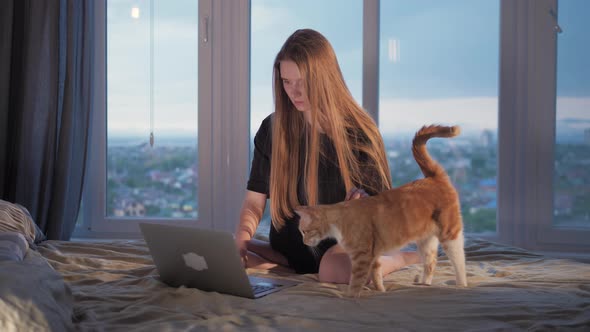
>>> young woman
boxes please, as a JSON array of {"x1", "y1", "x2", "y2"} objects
[{"x1": 235, "y1": 29, "x2": 419, "y2": 283}]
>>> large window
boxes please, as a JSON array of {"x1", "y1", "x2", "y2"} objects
[
  {"x1": 379, "y1": 1, "x2": 499, "y2": 234},
  {"x1": 553, "y1": 0, "x2": 590, "y2": 229},
  {"x1": 77, "y1": 0, "x2": 251, "y2": 235},
  {"x1": 79, "y1": 0, "x2": 590, "y2": 253},
  {"x1": 106, "y1": 1, "x2": 199, "y2": 220}
]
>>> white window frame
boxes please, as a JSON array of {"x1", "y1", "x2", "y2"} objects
[
  {"x1": 370, "y1": 0, "x2": 589, "y2": 252},
  {"x1": 76, "y1": 0, "x2": 250, "y2": 237},
  {"x1": 78, "y1": 0, "x2": 590, "y2": 254},
  {"x1": 535, "y1": 0, "x2": 590, "y2": 251},
  {"x1": 498, "y1": 0, "x2": 590, "y2": 252}
]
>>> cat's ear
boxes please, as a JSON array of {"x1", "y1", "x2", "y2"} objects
[
  {"x1": 293, "y1": 205, "x2": 306, "y2": 217},
  {"x1": 294, "y1": 206, "x2": 311, "y2": 225}
]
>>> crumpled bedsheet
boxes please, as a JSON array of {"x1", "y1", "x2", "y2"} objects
[{"x1": 35, "y1": 238, "x2": 590, "y2": 331}]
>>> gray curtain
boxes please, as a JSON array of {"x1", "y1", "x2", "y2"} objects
[{"x1": 0, "y1": 0, "x2": 94, "y2": 240}]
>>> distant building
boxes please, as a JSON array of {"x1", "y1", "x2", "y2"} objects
[
  {"x1": 124, "y1": 202, "x2": 146, "y2": 216},
  {"x1": 478, "y1": 178, "x2": 497, "y2": 193},
  {"x1": 554, "y1": 192, "x2": 573, "y2": 216},
  {"x1": 480, "y1": 129, "x2": 494, "y2": 147},
  {"x1": 112, "y1": 201, "x2": 146, "y2": 217}
]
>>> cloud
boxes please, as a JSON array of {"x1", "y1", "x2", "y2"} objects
[
  {"x1": 378, "y1": 97, "x2": 498, "y2": 134},
  {"x1": 250, "y1": 90, "x2": 498, "y2": 136},
  {"x1": 250, "y1": 85, "x2": 275, "y2": 134},
  {"x1": 556, "y1": 97, "x2": 590, "y2": 120},
  {"x1": 109, "y1": 84, "x2": 590, "y2": 138},
  {"x1": 378, "y1": 97, "x2": 590, "y2": 135},
  {"x1": 251, "y1": 1, "x2": 293, "y2": 34}
]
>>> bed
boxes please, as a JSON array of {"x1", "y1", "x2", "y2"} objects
[{"x1": 1, "y1": 200, "x2": 590, "y2": 331}]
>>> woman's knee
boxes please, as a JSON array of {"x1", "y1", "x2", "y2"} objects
[{"x1": 318, "y1": 249, "x2": 351, "y2": 284}]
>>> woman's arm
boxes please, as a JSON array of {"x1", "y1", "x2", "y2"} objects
[
  {"x1": 235, "y1": 190, "x2": 267, "y2": 265},
  {"x1": 235, "y1": 190, "x2": 291, "y2": 270},
  {"x1": 345, "y1": 187, "x2": 369, "y2": 200}
]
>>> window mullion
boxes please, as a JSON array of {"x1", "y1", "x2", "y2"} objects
[
  {"x1": 198, "y1": 0, "x2": 214, "y2": 230},
  {"x1": 208, "y1": 0, "x2": 250, "y2": 233},
  {"x1": 363, "y1": 0, "x2": 380, "y2": 124}
]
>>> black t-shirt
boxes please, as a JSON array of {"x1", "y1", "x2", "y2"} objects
[
  {"x1": 247, "y1": 114, "x2": 349, "y2": 205},
  {"x1": 247, "y1": 114, "x2": 381, "y2": 273}
]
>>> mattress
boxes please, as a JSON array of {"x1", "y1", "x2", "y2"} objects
[{"x1": 22, "y1": 237, "x2": 590, "y2": 331}]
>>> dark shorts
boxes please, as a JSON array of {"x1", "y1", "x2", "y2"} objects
[{"x1": 269, "y1": 218, "x2": 337, "y2": 274}]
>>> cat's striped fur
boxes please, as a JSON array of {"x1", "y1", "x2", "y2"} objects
[{"x1": 295, "y1": 125, "x2": 467, "y2": 298}]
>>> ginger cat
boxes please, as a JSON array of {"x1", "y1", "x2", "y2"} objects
[{"x1": 295, "y1": 125, "x2": 468, "y2": 298}]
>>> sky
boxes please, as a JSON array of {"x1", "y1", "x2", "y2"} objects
[{"x1": 106, "y1": 0, "x2": 590, "y2": 141}]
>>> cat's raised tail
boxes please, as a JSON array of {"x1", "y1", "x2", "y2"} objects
[{"x1": 412, "y1": 125, "x2": 461, "y2": 178}]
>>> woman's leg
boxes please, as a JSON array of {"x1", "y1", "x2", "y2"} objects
[
  {"x1": 245, "y1": 238, "x2": 294, "y2": 273},
  {"x1": 318, "y1": 245, "x2": 421, "y2": 284}
]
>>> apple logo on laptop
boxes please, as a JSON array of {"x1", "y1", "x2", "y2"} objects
[{"x1": 182, "y1": 252, "x2": 208, "y2": 271}]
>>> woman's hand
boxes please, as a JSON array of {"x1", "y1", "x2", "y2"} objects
[
  {"x1": 235, "y1": 190, "x2": 267, "y2": 268},
  {"x1": 345, "y1": 187, "x2": 369, "y2": 201},
  {"x1": 235, "y1": 231, "x2": 251, "y2": 267}
]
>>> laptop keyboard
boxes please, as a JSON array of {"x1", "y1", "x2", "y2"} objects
[{"x1": 251, "y1": 282, "x2": 280, "y2": 295}]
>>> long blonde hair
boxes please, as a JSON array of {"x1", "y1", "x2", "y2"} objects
[{"x1": 270, "y1": 29, "x2": 392, "y2": 230}]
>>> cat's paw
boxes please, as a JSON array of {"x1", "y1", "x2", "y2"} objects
[
  {"x1": 370, "y1": 276, "x2": 385, "y2": 292},
  {"x1": 345, "y1": 286, "x2": 363, "y2": 298},
  {"x1": 374, "y1": 283, "x2": 385, "y2": 292}
]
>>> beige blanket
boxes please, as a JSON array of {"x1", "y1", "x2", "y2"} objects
[{"x1": 37, "y1": 238, "x2": 590, "y2": 331}]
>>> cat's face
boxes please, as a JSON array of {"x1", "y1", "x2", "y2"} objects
[{"x1": 294, "y1": 206, "x2": 328, "y2": 247}]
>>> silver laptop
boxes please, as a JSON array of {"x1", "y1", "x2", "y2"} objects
[{"x1": 139, "y1": 222, "x2": 299, "y2": 299}]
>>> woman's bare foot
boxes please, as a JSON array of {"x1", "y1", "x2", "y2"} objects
[
  {"x1": 318, "y1": 246, "x2": 421, "y2": 284},
  {"x1": 245, "y1": 238, "x2": 293, "y2": 273},
  {"x1": 245, "y1": 251, "x2": 293, "y2": 273},
  {"x1": 400, "y1": 251, "x2": 421, "y2": 266}
]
